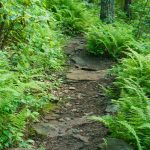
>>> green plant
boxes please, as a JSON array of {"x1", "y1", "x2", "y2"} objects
[
  {"x1": 86, "y1": 22, "x2": 134, "y2": 58},
  {"x1": 131, "y1": 0, "x2": 150, "y2": 39},
  {"x1": 0, "y1": 0, "x2": 65, "y2": 148},
  {"x1": 45, "y1": 0, "x2": 97, "y2": 35},
  {"x1": 93, "y1": 50, "x2": 150, "y2": 150}
]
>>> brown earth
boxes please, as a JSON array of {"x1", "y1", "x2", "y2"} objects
[{"x1": 32, "y1": 37, "x2": 115, "y2": 150}]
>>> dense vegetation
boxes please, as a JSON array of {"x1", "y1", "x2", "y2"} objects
[
  {"x1": 0, "y1": 0, "x2": 150, "y2": 149},
  {"x1": 0, "y1": 0, "x2": 64, "y2": 149},
  {"x1": 91, "y1": 1, "x2": 150, "y2": 150}
]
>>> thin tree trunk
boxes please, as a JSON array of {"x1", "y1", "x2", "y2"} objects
[
  {"x1": 124, "y1": 0, "x2": 132, "y2": 17},
  {"x1": 0, "y1": 3, "x2": 5, "y2": 50},
  {"x1": 100, "y1": 0, "x2": 115, "y2": 24}
]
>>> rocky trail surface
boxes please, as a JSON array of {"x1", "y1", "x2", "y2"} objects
[
  {"x1": 30, "y1": 37, "x2": 116, "y2": 150},
  {"x1": 9, "y1": 37, "x2": 133, "y2": 150},
  {"x1": 9, "y1": 38, "x2": 134, "y2": 150},
  {"x1": 10, "y1": 37, "x2": 132, "y2": 150}
]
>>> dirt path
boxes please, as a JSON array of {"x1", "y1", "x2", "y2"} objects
[{"x1": 33, "y1": 37, "x2": 114, "y2": 150}]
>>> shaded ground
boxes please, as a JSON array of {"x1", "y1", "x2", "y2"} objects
[{"x1": 33, "y1": 37, "x2": 115, "y2": 150}]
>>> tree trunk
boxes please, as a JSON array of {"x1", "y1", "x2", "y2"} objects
[
  {"x1": 100, "y1": 0, "x2": 115, "y2": 24},
  {"x1": 124, "y1": 0, "x2": 132, "y2": 17}
]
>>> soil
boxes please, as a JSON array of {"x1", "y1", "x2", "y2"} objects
[{"x1": 32, "y1": 37, "x2": 115, "y2": 150}]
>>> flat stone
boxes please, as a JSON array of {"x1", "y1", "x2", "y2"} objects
[
  {"x1": 44, "y1": 114, "x2": 59, "y2": 120},
  {"x1": 100, "y1": 138, "x2": 133, "y2": 150},
  {"x1": 73, "y1": 134, "x2": 89, "y2": 143},
  {"x1": 71, "y1": 56, "x2": 101, "y2": 71},
  {"x1": 71, "y1": 50, "x2": 114, "y2": 71},
  {"x1": 69, "y1": 87, "x2": 76, "y2": 90},
  {"x1": 71, "y1": 109, "x2": 78, "y2": 112},
  {"x1": 84, "y1": 112, "x2": 94, "y2": 116},
  {"x1": 77, "y1": 93, "x2": 82, "y2": 99},
  {"x1": 33, "y1": 116, "x2": 89, "y2": 138},
  {"x1": 105, "y1": 104, "x2": 118, "y2": 113},
  {"x1": 65, "y1": 117, "x2": 71, "y2": 121},
  {"x1": 67, "y1": 69, "x2": 107, "y2": 81},
  {"x1": 65, "y1": 102, "x2": 72, "y2": 107},
  {"x1": 64, "y1": 90, "x2": 69, "y2": 93},
  {"x1": 33, "y1": 123, "x2": 59, "y2": 136},
  {"x1": 69, "y1": 97, "x2": 76, "y2": 100},
  {"x1": 59, "y1": 118, "x2": 65, "y2": 122}
]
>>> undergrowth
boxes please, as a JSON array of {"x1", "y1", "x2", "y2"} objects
[
  {"x1": 0, "y1": 0, "x2": 64, "y2": 149},
  {"x1": 45, "y1": 0, "x2": 98, "y2": 35},
  {"x1": 0, "y1": 0, "x2": 99, "y2": 148},
  {"x1": 1, "y1": 0, "x2": 150, "y2": 149},
  {"x1": 93, "y1": 50, "x2": 150, "y2": 150},
  {"x1": 86, "y1": 22, "x2": 134, "y2": 58},
  {"x1": 89, "y1": 1, "x2": 150, "y2": 149}
]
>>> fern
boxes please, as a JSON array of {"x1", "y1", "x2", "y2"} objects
[
  {"x1": 118, "y1": 121, "x2": 142, "y2": 150},
  {"x1": 93, "y1": 51, "x2": 150, "y2": 149},
  {"x1": 86, "y1": 22, "x2": 135, "y2": 58}
]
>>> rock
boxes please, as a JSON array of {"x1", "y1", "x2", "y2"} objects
[
  {"x1": 84, "y1": 112, "x2": 94, "y2": 116},
  {"x1": 100, "y1": 138, "x2": 133, "y2": 150},
  {"x1": 32, "y1": 116, "x2": 90, "y2": 139},
  {"x1": 43, "y1": 119, "x2": 49, "y2": 123},
  {"x1": 105, "y1": 104, "x2": 118, "y2": 113},
  {"x1": 33, "y1": 123, "x2": 58, "y2": 136},
  {"x1": 92, "y1": 95, "x2": 99, "y2": 98},
  {"x1": 66, "y1": 102, "x2": 72, "y2": 107},
  {"x1": 75, "y1": 45, "x2": 85, "y2": 51},
  {"x1": 77, "y1": 93, "x2": 82, "y2": 99},
  {"x1": 44, "y1": 114, "x2": 59, "y2": 120},
  {"x1": 65, "y1": 117, "x2": 71, "y2": 121},
  {"x1": 64, "y1": 90, "x2": 69, "y2": 93},
  {"x1": 71, "y1": 55, "x2": 101, "y2": 71},
  {"x1": 69, "y1": 97, "x2": 76, "y2": 100},
  {"x1": 71, "y1": 109, "x2": 78, "y2": 112},
  {"x1": 73, "y1": 134, "x2": 89, "y2": 143},
  {"x1": 69, "y1": 129, "x2": 80, "y2": 134},
  {"x1": 75, "y1": 102, "x2": 80, "y2": 105},
  {"x1": 51, "y1": 97, "x2": 59, "y2": 103},
  {"x1": 67, "y1": 69, "x2": 107, "y2": 81},
  {"x1": 69, "y1": 87, "x2": 76, "y2": 90},
  {"x1": 59, "y1": 118, "x2": 65, "y2": 122},
  {"x1": 52, "y1": 110, "x2": 62, "y2": 115}
]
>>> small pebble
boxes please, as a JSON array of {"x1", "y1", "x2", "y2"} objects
[
  {"x1": 59, "y1": 118, "x2": 65, "y2": 122},
  {"x1": 72, "y1": 109, "x2": 78, "y2": 112},
  {"x1": 66, "y1": 103, "x2": 72, "y2": 107},
  {"x1": 69, "y1": 87, "x2": 76, "y2": 90},
  {"x1": 65, "y1": 117, "x2": 71, "y2": 121}
]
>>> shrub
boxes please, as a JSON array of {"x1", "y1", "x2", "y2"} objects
[
  {"x1": 93, "y1": 50, "x2": 150, "y2": 150},
  {"x1": 45, "y1": 0, "x2": 96, "y2": 35},
  {"x1": 0, "y1": 0, "x2": 64, "y2": 148},
  {"x1": 1, "y1": 0, "x2": 65, "y2": 72},
  {"x1": 86, "y1": 22, "x2": 135, "y2": 58}
]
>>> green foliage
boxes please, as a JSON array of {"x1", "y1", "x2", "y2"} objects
[
  {"x1": 131, "y1": 0, "x2": 150, "y2": 38},
  {"x1": 0, "y1": 0, "x2": 65, "y2": 149},
  {"x1": 0, "y1": 0, "x2": 149, "y2": 149},
  {"x1": 45, "y1": 0, "x2": 97, "y2": 35},
  {"x1": 93, "y1": 50, "x2": 150, "y2": 150},
  {"x1": 0, "y1": 0, "x2": 64, "y2": 72},
  {"x1": 86, "y1": 0, "x2": 150, "y2": 149},
  {"x1": 115, "y1": 0, "x2": 150, "y2": 39},
  {"x1": 86, "y1": 22, "x2": 134, "y2": 58},
  {"x1": 0, "y1": 51, "x2": 56, "y2": 149}
]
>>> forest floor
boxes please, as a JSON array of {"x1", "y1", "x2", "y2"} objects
[{"x1": 32, "y1": 37, "x2": 115, "y2": 150}]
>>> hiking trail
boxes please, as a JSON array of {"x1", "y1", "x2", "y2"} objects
[{"x1": 33, "y1": 37, "x2": 115, "y2": 150}]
